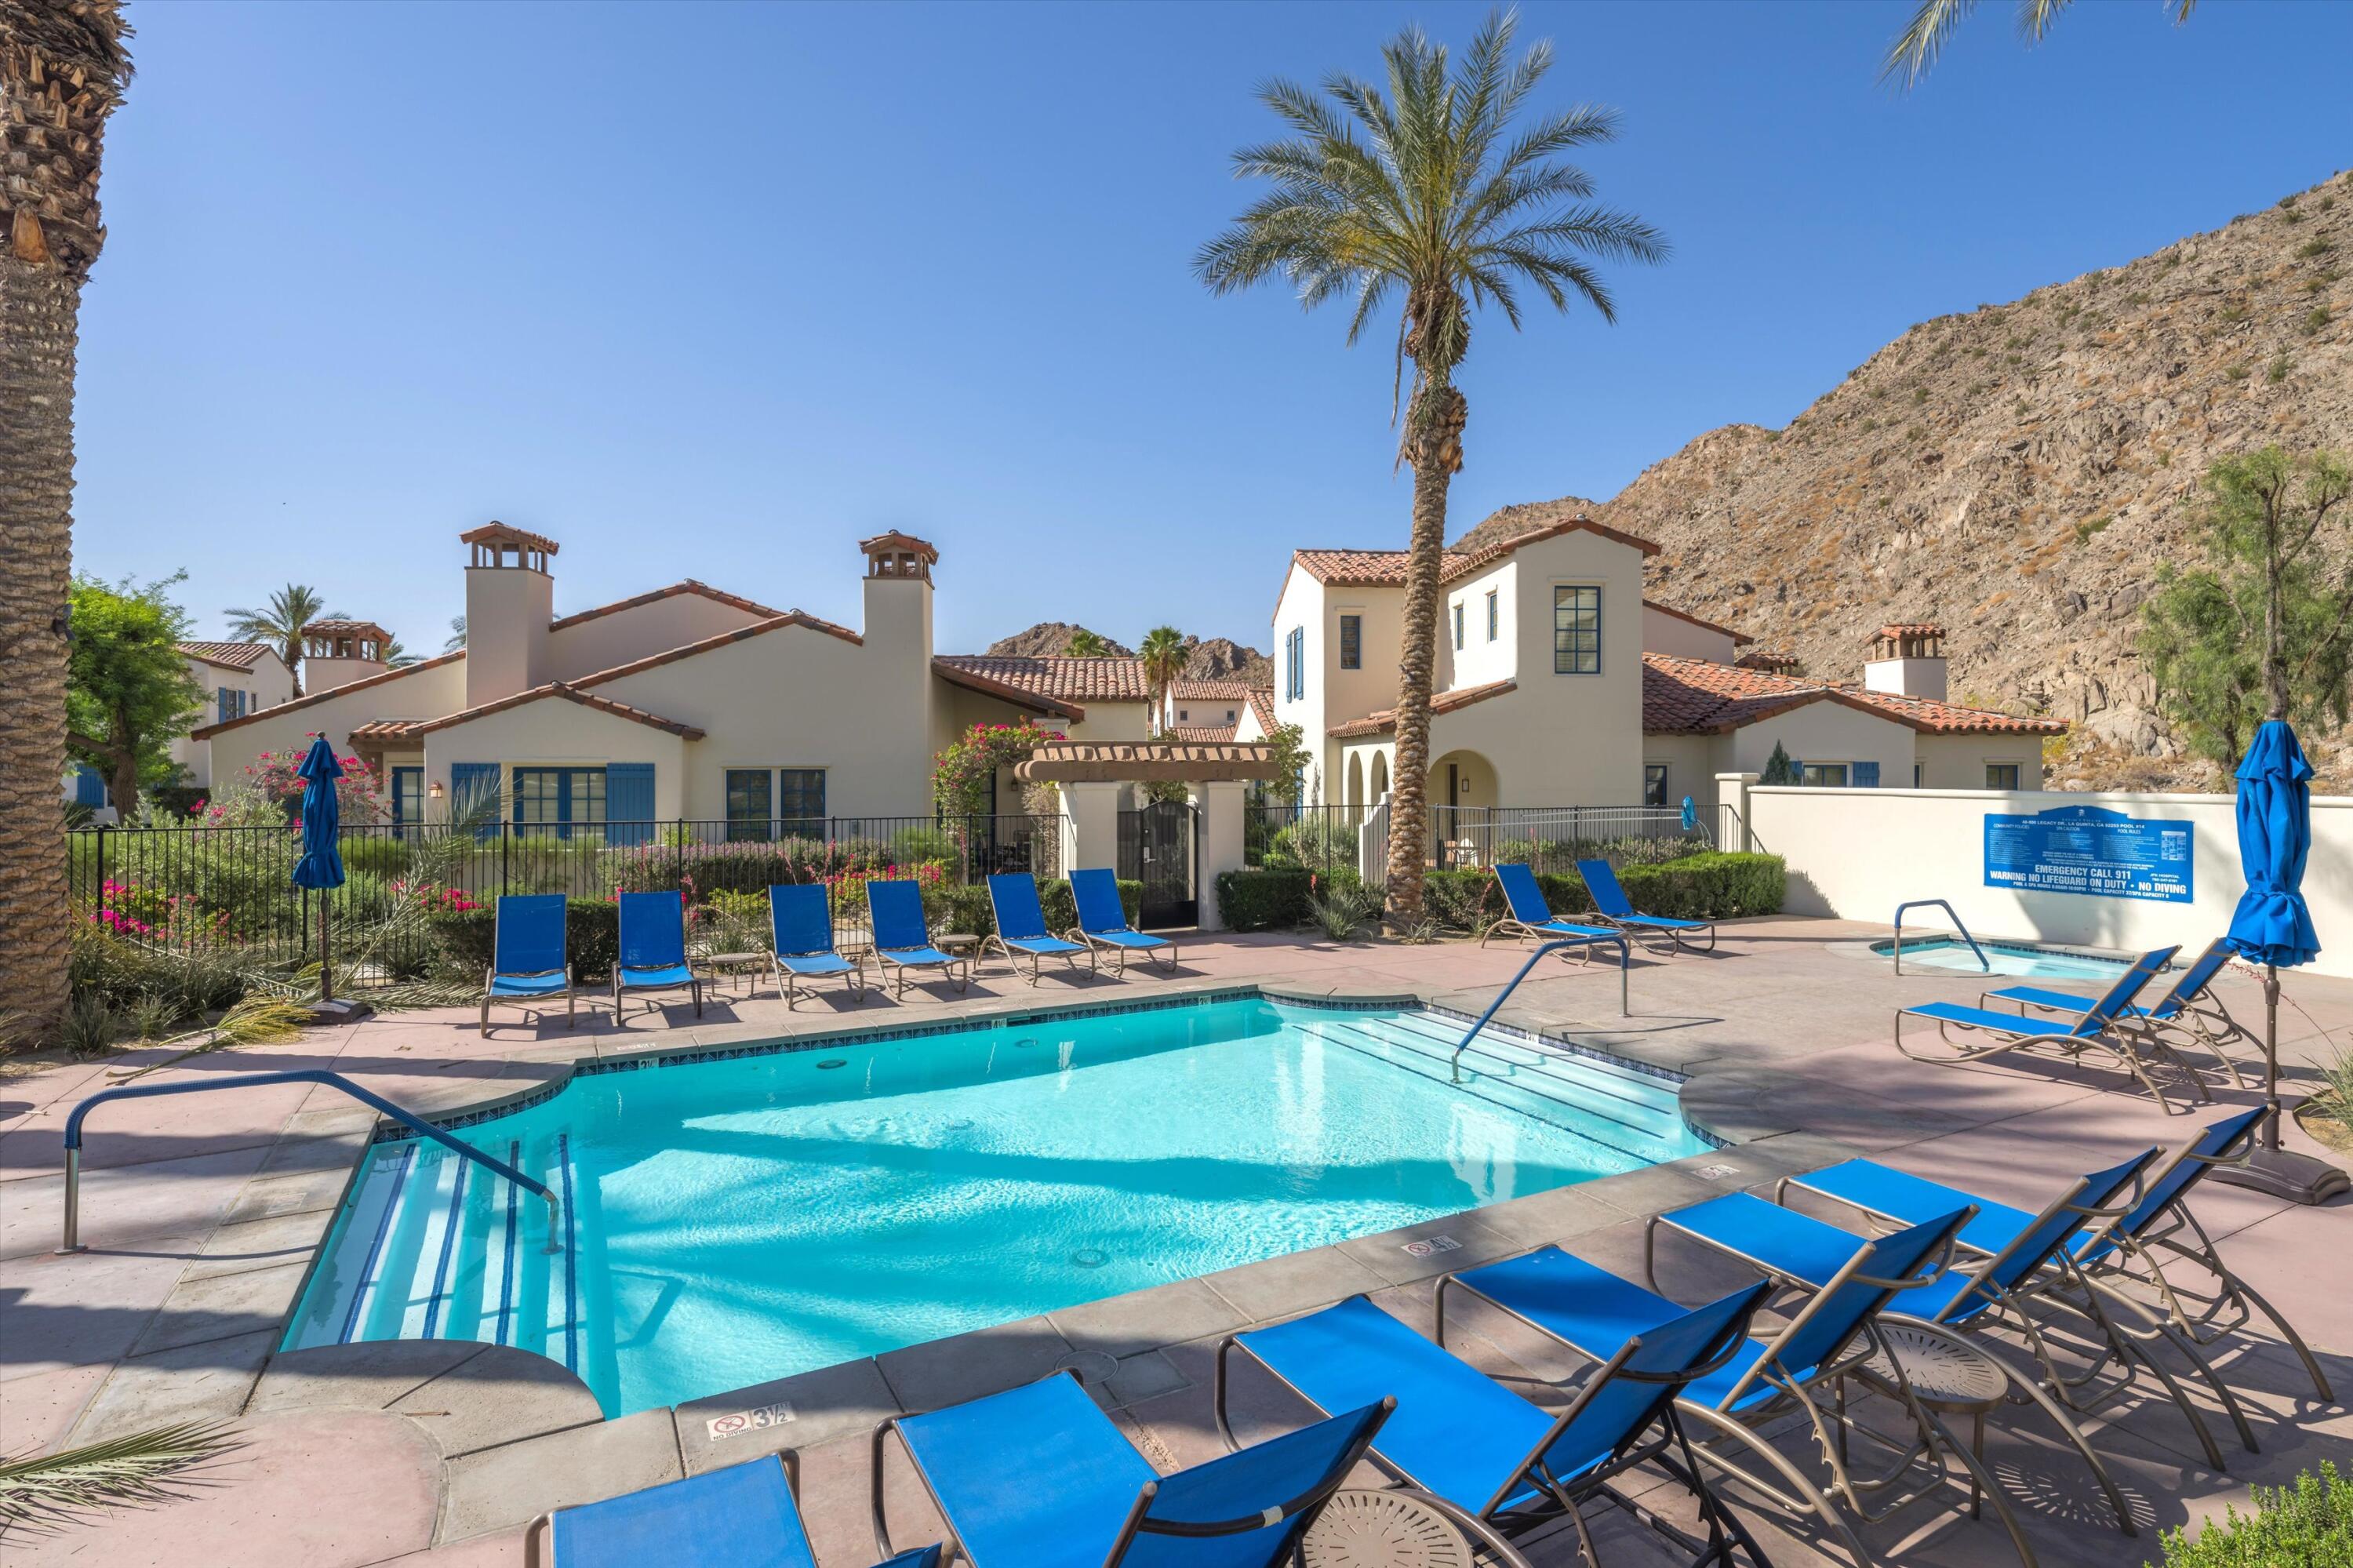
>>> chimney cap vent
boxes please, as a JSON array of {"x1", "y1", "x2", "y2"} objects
[{"x1": 860, "y1": 530, "x2": 938, "y2": 581}]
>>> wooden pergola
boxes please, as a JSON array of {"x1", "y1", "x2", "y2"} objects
[{"x1": 1013, "y1": 740, "x2": 1282, "y2": 784}]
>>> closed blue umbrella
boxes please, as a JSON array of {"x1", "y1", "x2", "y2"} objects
[
  {"x1": 2218, "y1": 719, "x2": 2346, "y2": 1202},
  {"x1": 291, "y1": 735, "x2": 346, "y2": 1002}
]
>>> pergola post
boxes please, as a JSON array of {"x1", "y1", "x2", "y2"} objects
[
  {"x1": 1061, "y1": 781, "x2": 1122, "y2": 881},
  {"x1": 1191, "y1": 780, "x2": 1246, "y2": 933}
]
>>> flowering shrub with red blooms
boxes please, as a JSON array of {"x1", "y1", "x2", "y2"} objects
[
  {"x1": 89, "y1": 879, "x2": 231, "y2": 941},
  {"x1": 391, "y1": 879, "x2": 480, "y2": 915},
  {"x1": 221, "y1": 737, "x2": 388, "y2": 824},
  {"x1": 823, "y1": 861, "x2": 945, "y2": 919},
  {"x1": 932, "y1": 719, "x2": 1064, "y2": 818}
]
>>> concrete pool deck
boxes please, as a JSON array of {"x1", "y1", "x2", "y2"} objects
[{"x1": 2, "y1": 915, "x2": 2347, "y2": 1566}]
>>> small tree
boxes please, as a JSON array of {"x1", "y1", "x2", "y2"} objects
[
  {"x1": 2140, "y1": 447, "x2": 2352, "y2": 769},
  {"x1": 65, "y1": 575, "x2": 205, "y2": 818},
  {"x1": 933, "y1": 719, "x2": 1064, "y2": 817},
  {"x1": 1261, "y1": 722, "x2": 1312, "y2": 805},
  {"x1": 1759, "y1": 741, "x2": 1799, "y2": 785}
]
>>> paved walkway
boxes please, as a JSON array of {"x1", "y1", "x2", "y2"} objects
[{"x1": 2, "y1": 918, "x2": 2346, "y2": 1566}]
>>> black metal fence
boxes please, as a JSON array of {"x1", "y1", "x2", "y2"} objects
[
  {"x1": 1243, "y1": 801, "x2": 1716, "y2": 890},
  {"x1": 68, "y1": 813, "x2": 1065, "y2": 990}
]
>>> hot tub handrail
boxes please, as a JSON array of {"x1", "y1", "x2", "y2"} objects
[
  {"x1": 1892, "y1": 899, "x2": 1991, "y2": 976},
  {"x1": 1450, "y1": 934, "x2": 1630, "y2": 1079},
  {"x1": 58, "y1": 1068, "x2": 560, "y2": 1256}
]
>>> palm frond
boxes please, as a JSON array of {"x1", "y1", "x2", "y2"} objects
[
  {"x1": 1882, "y1": 0, "x2": 1984, "y2": 86},
  {"x1": 0, "y1": 1421, "x2": 239, "y2": 1535}
]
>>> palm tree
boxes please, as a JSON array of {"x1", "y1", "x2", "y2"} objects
[
  {"x1": 1197, "y1": 9, "x2": 1663, "y2": 915},
  {"x1": 1883, "y1": 0, "x2": 2196, "y2": 88},
  {"x1": 1, "y1": 0, "x2": 133, "y2": 1034},
  {"x1": 1063, "y1": 628, "x2": 1110, "y2": 658},
  {"x1": 224, "y1": 584, "x2": 340, "y2": 696},
  {"x1": 442, "y1": 614, "x2": 467, "y2": 653},
  {"x1": 1140, "y1": 625, "x2": 1189, "y2": 734}
]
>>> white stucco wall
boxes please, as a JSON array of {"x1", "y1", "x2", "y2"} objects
[
  {"x1": 546, "y1": 590, "x2": 773, "y2": 683},
  {"x1": 1915, "y1": 733, "x2": 2048, "y2": 791},
  {"x1": 424, "y1": 700, "x2": 688, "y2": 820},
  {"x1": 1446, "y1": 561, "x2": 1517, "y2": 691},
  {"x1": 1745, "y1": 784, "x2": 2353, "y2": 980},
  {"x1": 1640, "y1": 733, "x2": 1718, "y2": 809},
  {"x1": 1727, "y1": 701, "x2": 1917, "y2": 788},
  {"x1": 1641, "y1": 605, "x2": 1741, "y2": 664},
  {"x1": 174, "y1": 650, "x2": 296, "y2": 787}
]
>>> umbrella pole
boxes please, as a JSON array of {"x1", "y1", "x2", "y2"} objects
[
  {"x1": 319, "y1": 889, "x2": 333, "y2": 1005},
  {"x1": 2214, "y1": 961, "x2": 2348, "y2": 1203}
]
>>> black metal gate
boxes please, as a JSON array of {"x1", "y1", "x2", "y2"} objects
[{"x1": 1118, "y1": 801, "x2": 1197, "y2": 929}]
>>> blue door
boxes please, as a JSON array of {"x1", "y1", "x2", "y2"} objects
[{"x1": 391, "y1": 767, "x2": 424, "y2": 838}]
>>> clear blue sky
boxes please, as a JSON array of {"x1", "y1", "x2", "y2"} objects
[{"x1": 76, "y1": 0, "x2": 2351, "y2": 659}]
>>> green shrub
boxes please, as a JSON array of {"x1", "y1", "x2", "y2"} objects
[
  {"x1": 1262, "y1": 814, "x2": 1358, "y2": 872},
  {"x1": 427, "y1": 897, "x2": 621, "y2": 980},
  {"x1": 1213, "y1": 868, "x2": 1317, "y2": 931},
  {"x1": 1619, "y1": 853, "x2": 1787, "y2": 919},
  {"x1": 936, "y1": 878, "x2": 1143, "y2": 937},
  {"x1": 2151, "y1": 1461, "x2": 2351, "y2": 1567},
  {"x1": 339, "y1": 837, "x2": 416, "y2": 880}
]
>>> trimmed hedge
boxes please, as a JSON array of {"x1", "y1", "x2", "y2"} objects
[
  {"x1": 428, "y1": 898, "x2": 620, "y2": 980},
  {"x1": 938, "y1": 877, "x2": 1144, "y2": 938},
  {"x1": 1214, "y1": 853, "x2": 1784, "y2": 934}
]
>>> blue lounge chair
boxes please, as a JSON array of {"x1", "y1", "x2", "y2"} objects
[
  {"x1": 1662, "y1": 1147, "x2": 2235, "y2": 1490},
  {"x1": 1784, "y1": 1107, "x2": 2322, "y2": 1404},
  {"x1": 527, "y1": 1451, "x2": 938, "y2": 1568},
  {"x1": 611, "y1": 890, "x2": 702, "y2": 1020},
  {"x1": 1479, "y1": 862, "x2": 1624, "y2": 961},
  {"x1": 866, "y1": 878, "x2": 969, "y2": 997},
  {"x1": 1441, "y1": 1213, "x2": 2023, "y2": 1567},
  {"x1": 1983, "y1": 937, "x2": 2252, "y2": 1092},
  {"x1": 1895, "y1": 945, "x2": 2194, "y2": 1108},
  {"x1": 1068, "y1": 867, "x2": 1174, "y2": 973},
  {"x1": 481, "y1": 893, "x2": 573, "y2": 1037},
  {"x1": 1216, "y1": 1282, "x2": 1774, "y2": 1567},
  {"x1": 982, "y1": 872, "x2": 1094, "y2": 984},
  {"x1": 1575, "y1": 858, "x2": 1718, "y2": 955},
  {"x1": 766, "y1": 882, "x2": 864, "y2": 1007},
  {"x1": 871, "y1": 1369, "x2": 1388, "y2": 1568}
]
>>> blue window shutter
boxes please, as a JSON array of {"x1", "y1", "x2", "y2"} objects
[
  {"x1": 606, "y1": 763, "x2": 655, "y2": 846},
  {"x1": 217, "y1": 687, "x2": 232, "y2": 724},
  {"x1": 74, "y1": 764, "x2": 107, "y2": 808},
  {"x1": 449, "y1": 762, "x2": 501, "y2": 841},
  {"x1": 1853, "y1": 761, "x2": 1880, "y2": 788}
]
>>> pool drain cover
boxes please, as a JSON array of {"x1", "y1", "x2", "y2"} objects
[
  {"x1": 1070, "y1": 1247, "x2": 1109, "y2": 1268},
  {"x1": 1013, "y1": 1037, "x2": 1038, "y2": 1049},
  {"x1": 1052, "y1": 1349, "x2": 1118, "y2": 1386},
  {"x1": 815, "y1": 1059, "x2": 848, "y2": 1070}
]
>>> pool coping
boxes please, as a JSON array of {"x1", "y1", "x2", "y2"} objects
[{"x1": 195, "y1": 968, "x2": 1853, "y2": 1545}]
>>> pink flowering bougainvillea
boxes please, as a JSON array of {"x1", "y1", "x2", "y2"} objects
[
  {"x1": 226, "y1": 737, "x2": 389, "y2": 824},
  {"x1": 931, "y1": 719, "x2": 1064, "y2": 818}
]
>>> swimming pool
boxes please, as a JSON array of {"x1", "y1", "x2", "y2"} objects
[
  {"x1": 282, "y1": 994, "x2": 1707, "y2": 1416},
  {"x1": 1876, "y1": 937, "x2": 2140, "y2": 980}
]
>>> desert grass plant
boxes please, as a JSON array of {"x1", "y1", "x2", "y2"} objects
[
  {"x1": 2148, "y1": 1459, "x2": 2351, "y2": 1567},
  {"x1": 0, "y1": 1421, "x2": 238, "y2": 1538},
  {"x1": 105, "y1": 994, "x2": 312, "y2": 1083},
  {"x1": 56, "y1": 995, "x2": 118, "y2": 1060},
  {"x1": 1308, "y1": 883, "x2": 1383, "y2": 942}
]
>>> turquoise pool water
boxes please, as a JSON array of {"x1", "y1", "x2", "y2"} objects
[
  {"x1": 284, "y1": 995, "x2": 1706, "y2": 1416},
  {"x1": 1880, "y1": 937, "x2": 2136, "y2": 980}
]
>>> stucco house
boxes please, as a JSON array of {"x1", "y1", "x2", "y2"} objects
[
  {"x1": 171, "y1": 641, "x2": 296, "y2": 789},
  {"x1": 190, "y1": 525, "x2": 1154, "y2": 834},
  {"x1": 1265, "y1": 515, "x2": 2064, "y2": 818}
]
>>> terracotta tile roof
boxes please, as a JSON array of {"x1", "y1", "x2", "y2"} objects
[
  {"x1": 1169, "y1": 678, "x2": 1255, "y2": 703},
  {"x1": 301, "y1": 619, "x2": 391, "y2": 639},
  {"x1": 412, "y1": 681, "x2": 704, "y2": 740},
  {"x1": 1642, "y1": 598, "x2": 1754, "y2": 646},
  {"x1": 1245, "y1": 686, "x2": 1278, "y2": 737},
  {"x1": 180, "y1": 641, "x2": 273, "y2": 670},
  {"x1": 188, "y1": 650, "x2": 464, "y2": 738},
  {"x1": 1168, "y1": 722, "x2": 1238, "y2": 742},
  {"x1": 548, "y1": 580, "x2": 784, "y2": 631},
  {"x1": 1292, "y1": 516, "x2": 1660, "y2": 594},
  {"x1": 568, "y1": 610, "x2": 864, "y2": 691},
  {"x1": 1642, "y1": 653, "x2": 2066, "y2": 737},
  {"x1": 1328, "y1": 678, "x2": 1518, "y2": 740},
  {"x1": 460, "y1": 521, "x2": 562, "y2": 555},
  {"x1": 933, "y1": 655, "x2": 1149, "y2": 702},
  {"x1": 858, "y1": 530, "x2": 939, "y2": 563},
  {"x1": 1875, "y1": 622, "x2": 1945, "y2": 639},
  {"x1": 929, "y1": 660, "x2": 1086, "y2": 722}
]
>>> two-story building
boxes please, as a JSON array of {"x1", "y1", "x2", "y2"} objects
[{"x1": 191, "y1": 525, "x2": 1155, "y2": 834}]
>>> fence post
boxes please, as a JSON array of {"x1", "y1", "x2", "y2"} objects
[
  {"x1": 93, "y1": 823, "x2": 107, "y2": 929},
  {"x1": 675, "y1": 818, "x2": 686, "y2": 890},
  {"x1": 1715, "y1": 773, "x2": 1758, "y2": 853}
]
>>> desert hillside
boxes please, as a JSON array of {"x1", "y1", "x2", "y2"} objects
[
  {"x1": 984, "y1": 624, "x2": 1272, "y2": 686},
  {"x1": 1461, "y1": 172, "x2": 2353, "y2": 788}
]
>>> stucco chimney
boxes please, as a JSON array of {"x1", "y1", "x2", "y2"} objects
[
  {"x1": 300, "y1": 620, "x2": 391, "y2": 694},
  {"x1": 1863, "y1": 621, "x2": 1947, "y2": 701},
  {"x1": 461, "y1": 522, "x2": 558, "y2": 707}
]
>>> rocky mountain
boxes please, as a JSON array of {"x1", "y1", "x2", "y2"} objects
[
  {"x1": 984, "y1": 624, "x2": 1272, "y2": 687},
  {"x1": 985, "y1": 623, "x2": 1134, "y2": 659},
  {"x1": 1460, "y1": 173, "x2": 2353, "y2": 789}
]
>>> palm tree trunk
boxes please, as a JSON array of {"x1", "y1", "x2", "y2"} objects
[
  {"x1": 1385, "y1": 380, "x2": 1465, "y2": 919},
  {"x1": 0, "y1": 256, "x2": 82, "y2": 1028}
]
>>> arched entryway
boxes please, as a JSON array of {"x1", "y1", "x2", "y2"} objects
[
  {"x1": 1344, "y1": 752, "x2": 1366, "y2": 818},
  {"x1": 1428, "y1": 747, "x2": 1498, "y2": 868}
]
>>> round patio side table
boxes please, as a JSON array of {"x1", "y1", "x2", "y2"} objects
[
  {"x1": 1859, "y1": 1323, "x2": 2010, "y2": 1519},
  {"x1": 1301, "y1": 1490, "x2": 1474, "y2": 1568}
]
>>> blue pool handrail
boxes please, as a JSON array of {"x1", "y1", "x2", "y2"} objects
[
  {"x1": 1449, "y1": 934, "x2": 1630, "y2": 1079},
  {"x1": 1892, "y1": 898, "x2": 1991, "y2": 976},
  {"x1": 60, "y1": 1068, "x2": 560, "y2": 1256}
]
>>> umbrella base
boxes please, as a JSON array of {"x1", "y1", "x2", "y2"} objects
[
  {"x1": 305, "y1": 998, "x2": 375, "y2": 1026},
  {"x1": 2211, "y1": 1144, "x2": 2350, "y2": 1205}
]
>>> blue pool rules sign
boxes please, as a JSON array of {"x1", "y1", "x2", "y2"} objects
[{"x1": 1983, "y1": 804, "x2": 2193, "y2": 903}]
